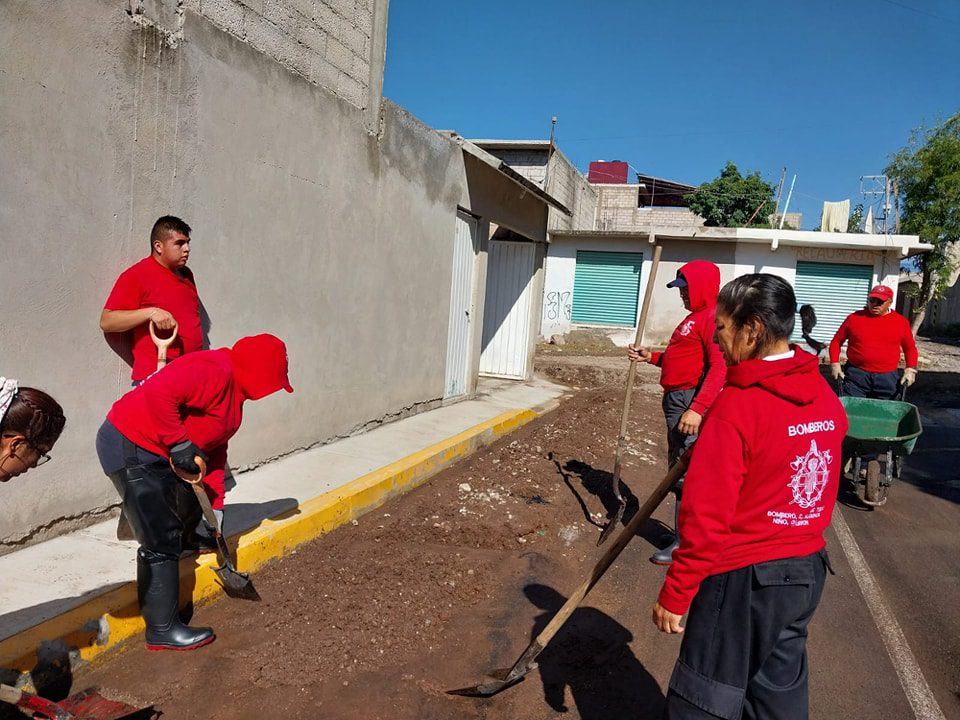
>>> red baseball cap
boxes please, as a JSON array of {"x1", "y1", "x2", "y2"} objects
[{"x1": 867, "y1": 285, "x2": 894, "y2": 301}]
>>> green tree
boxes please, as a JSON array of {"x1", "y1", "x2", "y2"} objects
[
  {"x1": 687, "y1": 162, "x2": 776, "y2": 228},
  {"x1": 847, "y1": 203, "x2": 864, "y2": 233},
  {"x1": 887, "y1": 113, "x2": 960, "y2": 331}
]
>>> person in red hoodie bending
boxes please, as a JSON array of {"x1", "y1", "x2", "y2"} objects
[
  {"x1": 829, "y1": 284, "x2": 918, "y2": 399},
  {"x1": 95, "y1": 334, "x2": 293, "y2": 651},
  {"x1": 652, "y1": 274, "x2": 846, "y2": 719},
  {"x1": 628, "y1": 260, "x2": 726, "y2": 564}
]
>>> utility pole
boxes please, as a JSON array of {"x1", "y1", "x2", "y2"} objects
[
  {"x1": 773, "y1": 166, "x2": 786, "y2": 219},
  {"x1": 543, "y1": 116, "x2": 557, "y2": 191},
  {"x1": 778, "y1": 174, "x2": 797, "y2": 229},
  {"x1": 893, "y1": 178, "x2": 901, "y2": 234}
]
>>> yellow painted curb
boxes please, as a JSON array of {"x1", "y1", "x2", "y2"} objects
[{"x1": 0, "y1": 408, "x2": 539, "y2": 680}]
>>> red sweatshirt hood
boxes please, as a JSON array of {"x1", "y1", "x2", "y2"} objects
[
  {"x1": 230, "y1": 334, "x2": 294, "y2": 400},
  {"x1": 679, "y1": 260, "x2": 720, "y2": 312},
  {"x1": 724, "y1": 347, "x2": 823, "y2": 406}
]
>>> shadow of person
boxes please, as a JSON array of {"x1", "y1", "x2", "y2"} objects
[
  {"x1": 525, "y1": 584, "x2": 664, "y2": 720},
  {"x1": 562, "y1": 460, "x2": 670, "y2": 546}
]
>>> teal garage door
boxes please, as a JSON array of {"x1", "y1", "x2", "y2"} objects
[
  {"x1": 793, "y1": 261, "x2": 873, "y2": 348},
  {"x1": 571, "y1": 250, "x2": 643, "y2": 326}
]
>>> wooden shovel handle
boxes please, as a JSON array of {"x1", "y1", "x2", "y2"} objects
[
  {"x1": 149, "y1": 319, "x2": 179, "y2": 369},
  {"x1": 169, "y1": 455, "x2": 207, "y2": 486},
  {"x1": 533, "y1": 450, "x2": 690, "y2": 648}
]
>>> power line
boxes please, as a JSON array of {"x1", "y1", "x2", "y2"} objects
[{"x1": 875, "y1": 0, "x2": 960, "y2": 24}]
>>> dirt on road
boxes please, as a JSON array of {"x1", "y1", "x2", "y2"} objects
[{"x1": 68, "y1": 358, "x2": 676, "y2": 720}]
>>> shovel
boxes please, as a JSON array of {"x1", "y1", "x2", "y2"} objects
[
  {"x1": 147, "y1": 318, "x2": 178, "y2": 369},
  {"x1": 116, "y1": 320, "x2": 181, "y2": 542},
  {"x1": 0, "y1": 684, "x2": 154, "y2": 720},
  {"x1": 597, "y1": 242, "x2": 663, "y2": 546},
  {"x1": 448, "y1": 450, "x2": 689, "y2": 697},
  {"x1": 169, "y1": 457, "x2": 261, "y2": 601}
]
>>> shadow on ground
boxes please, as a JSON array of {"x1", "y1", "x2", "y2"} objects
[{"x1": 525, "y1": 583, "x2": 665, "y2": 720}]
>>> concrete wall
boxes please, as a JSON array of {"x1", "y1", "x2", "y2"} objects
[
  {"x1": 137, "y1": 0, "x2": 388, "y2": 123},
  {"x1": 0, "y1": 0, "x2": 544, "y2": 549},
  {"x1": 476, "y1": 145, "x2": 597, "y2": 235},
  {"x1": 541, "y1": 236, "x2": 898, "y2": 345}
]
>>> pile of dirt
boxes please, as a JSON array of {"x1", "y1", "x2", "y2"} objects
[{"x1": 71, "y1": 363, "x2": 674, "y2": 720}]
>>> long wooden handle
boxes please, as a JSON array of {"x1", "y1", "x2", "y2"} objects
[
  {"x1": 149, "y1": 319, "x2": 179, "y2": 370},
  {"x1": 533, "y1": 452, "x2": 689, "y2": 647},
  {"x1": 613, "y1": 242, "x2": 663, "y2": 481},
  {"x1": 170, "y1": 456, "x2": 221, "y2": 532}
]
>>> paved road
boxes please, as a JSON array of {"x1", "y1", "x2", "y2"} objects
[
  {"x1": 823, "y1": 404, "x2": 960, "y2": 720},
  {"x1": 570, "y1": 402, "x2": 960, "y2": 720}
]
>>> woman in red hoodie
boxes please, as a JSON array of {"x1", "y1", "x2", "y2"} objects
[
  {"x1": 653, "y1": 274, "x2": 846, "y2": 720},
  {"x1": 95, "y1": 334, "x2": 293, "y2": 651}
]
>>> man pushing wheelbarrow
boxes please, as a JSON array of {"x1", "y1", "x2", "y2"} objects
[{"x1": 95, "y1": 334, "x2": 293, "y2": 651}]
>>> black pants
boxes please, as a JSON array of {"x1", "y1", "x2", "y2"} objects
[
  {"x1": 97, "y1": 421, "x2": 201, "y2": 561},
  {"x1": 663, "y1": 550, "x2": 830, "y2": 720},
  {"x1": 663, "y1": 388, "x2": 698, "y2": 468},
  {"x1": 841, "y1": 365, "x2": 899, "y2": 400}
]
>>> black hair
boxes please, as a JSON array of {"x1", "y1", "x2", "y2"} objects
[
  {"x1": 717, "y1": 274, "x2": 796, "y2": 355},
  {"x1": 150, "y1": 215, "x2": 191, "y2": 250},
  {"x1": 1, "y1": 388, "x2": 66, "y2": 451}
]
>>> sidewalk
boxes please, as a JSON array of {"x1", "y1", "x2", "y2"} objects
[{"x1": 0, "y1": 376, "x2": 568, "y2": 684}]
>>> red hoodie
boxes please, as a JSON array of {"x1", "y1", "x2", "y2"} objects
[
  {"x1": 649, "y1": 260, "x2": 727, "y2": 415},
  {"x1": 107, "y1": 334, "x2": 293, "y2": 509},
  {"x1": 657, "y1": 348, "x2": 847, "y2": 616}
]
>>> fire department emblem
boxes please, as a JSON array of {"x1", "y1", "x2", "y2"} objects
[{"x1": 788, "y1": 439, "x2": 832, "y2": 509}]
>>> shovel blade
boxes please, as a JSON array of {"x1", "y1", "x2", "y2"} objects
[
  {"x1": 445, "y1": 662, "x2": 537, "y2": 698},
  {"x1": 59, "y1": 688, "x2": 156, "y2": 720},
  {"x1": 214, "y1": 564, "x2": 261, "y2": 601},
  {"x1": 596, "y1": 501, "x2": 625, "y2": 546}
]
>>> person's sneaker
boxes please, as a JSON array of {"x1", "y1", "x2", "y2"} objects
[{"x1": 650, "y1": 537, "x2": 679, "y2": 565}]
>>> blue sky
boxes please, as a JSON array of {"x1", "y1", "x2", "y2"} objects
[{"x1": 384, "y1": 0, "x2": 960, "y2": 229}]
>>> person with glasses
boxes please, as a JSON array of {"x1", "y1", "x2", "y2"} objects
[
  {"x1": 0, "y1": 378, "x2": 66, "y2": 483},
  {"x1": 828, "y1": 285, "x2": 918, "y2": 399}
]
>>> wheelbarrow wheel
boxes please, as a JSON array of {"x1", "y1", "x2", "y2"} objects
[{"x1": 864, "y1": 460, "x2": 881, "y2": 505}]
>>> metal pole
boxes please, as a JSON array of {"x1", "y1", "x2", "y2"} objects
[{"x1": 778, "y1": 174, "x2": 797, "y2": 229}]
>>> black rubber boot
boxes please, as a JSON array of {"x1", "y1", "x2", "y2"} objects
[
  {"x1": 650, "y1": 484, "x2": 682, "y2": 566},
  {"x1": 138, "y1": 554, "x2": 215, "y2": 651}
]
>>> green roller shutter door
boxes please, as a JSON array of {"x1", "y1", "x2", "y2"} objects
[
  {"x1": 571, "y1": 250, "x2": 643, "y2": 326},
  {"x1": 793, "y1": 261, "x2": 873, "y2": 348}
]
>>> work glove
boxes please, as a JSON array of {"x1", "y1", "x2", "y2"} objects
[
  {"x1": 830, "y1": 363, "x2": 844, "y2": 381},
  {"x1": 901, "y1": 368, "x2": 917, "y2": 387},
  {"x1": 170, "y1": 440, "x2": 208, "y2": 475}
]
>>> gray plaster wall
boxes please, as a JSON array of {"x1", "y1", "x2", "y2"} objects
[{"x1": 0, "y1": 1, "x2": 539, "y2": 548}]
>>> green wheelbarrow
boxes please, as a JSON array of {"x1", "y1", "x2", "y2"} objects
[{"x1": 840, "y1": 396, "x2": 922, "y2": 507}]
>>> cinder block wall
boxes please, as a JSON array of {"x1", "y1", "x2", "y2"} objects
[
  {"x1": 595, "y1": 185, "x2": 703, "y2": 230},
  {"x1": 134, "y1": 0, "x2": 384, "y2": 111}
]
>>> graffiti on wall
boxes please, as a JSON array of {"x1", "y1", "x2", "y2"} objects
[{"x1": 544, "y1": 291, "x2": 572, "y2": 322}]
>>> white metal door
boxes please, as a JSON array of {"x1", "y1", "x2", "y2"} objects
[
  {"x1": 444, "y1": 213, "x2": 477, "y2": 399},
  {"x1": 479, "y1": 240, "x2": 536, "y2": 379}
]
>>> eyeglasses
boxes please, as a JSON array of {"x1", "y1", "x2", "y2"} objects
[
  {"x1": 867, "y1": 298, "x2": 886, "y2": 306},
  {"x1": 34, "y1": 452, "x2": 52, "y2": 467},
  {"x1": 15, "y1": 443, "x2": 51, "y2": 467}
]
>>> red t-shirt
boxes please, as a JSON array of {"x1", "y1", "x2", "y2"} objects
[
  {"x1": 828, "y1": 309, "x2": 918, "y2": 373},
  {"x1": 658, "y1": 349, "x2": 847, "y2": 615},
  {"x1": 104, "y1": 257, "x2": 203, "y2": 381}
]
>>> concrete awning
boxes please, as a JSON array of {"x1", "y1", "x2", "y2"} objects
[
  {"x1": 443, "y1": 133, "x2": 571, "y2": 216},
  {"x1": 552, "y1": 226, "x2": 932, "y2": 257}
]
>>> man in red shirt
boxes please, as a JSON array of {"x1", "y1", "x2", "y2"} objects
[
  {"x1": 628, "y1": 260, "x2": 727, "y2": 564},
  {"x1": 100, "y1": 215, "x2": 204, "y2": 384},
  {"x1": 829, "y1": 285, "x2": 918, "y2": 399}
]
